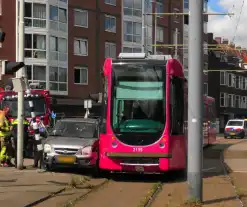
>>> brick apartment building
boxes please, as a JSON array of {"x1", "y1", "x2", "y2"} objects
[
  {"x1": 0, "y1": 0, "x2": 183, "y2": 104},
  {"x1": 207, "y1": 33, "x2": 247, "y2": 133}
]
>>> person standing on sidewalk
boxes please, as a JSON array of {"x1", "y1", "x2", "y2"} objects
[{"x1": 0, "y1": 106, "x2": 12, "y2": 167}]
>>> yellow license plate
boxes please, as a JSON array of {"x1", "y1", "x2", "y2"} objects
[
  {"x1": 230, "y1": 133, "x2": 235, "y2": 135},
  {"x1": 57, "y1": 156, "x2": 76, "y2": 163}
]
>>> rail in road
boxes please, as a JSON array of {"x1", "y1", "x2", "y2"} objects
[
  {"x1": 24, "y1": 170, "x2": 186, "y2": 207},
  {"x1": 18, "y1": 138, "x2": 244, "y2": 207}
]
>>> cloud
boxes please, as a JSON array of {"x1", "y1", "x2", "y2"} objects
[{"x1": 208, "y1": 0, "x2": 247, "y2": 47}]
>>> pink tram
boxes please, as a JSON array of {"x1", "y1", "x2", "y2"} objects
[{"x1": 97, "y1": 53, "x2": 216, "y2": 174}]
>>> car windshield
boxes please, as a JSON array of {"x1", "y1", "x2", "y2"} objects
[
  {"x1": 227, "y1": 121, "x2": 243, "y2": 126},
  {"x1": 2, "y1": 98, "x2": 46, "y2": 117},
  {"x1": 110, "y1": 61, "x2": 166, "y2": 146},
  {"x1": 53, "y1": 121, "x2": 97, "y2": 138}
]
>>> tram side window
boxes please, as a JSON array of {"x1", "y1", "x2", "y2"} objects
[{"x1": 170, "y1": 77, "x2": 184, "y2": 135}]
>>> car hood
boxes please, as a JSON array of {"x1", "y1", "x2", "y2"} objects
[{"x1": 44, "y1": 136, "x2": 97, "y2": 148}]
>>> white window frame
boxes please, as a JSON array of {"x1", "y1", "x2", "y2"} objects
[
  {"x1": 156, "y1": 0, "x2": 164, "y2": 18},
  {"x1": 26, "y1": 64, "x2": 47, "y2": 89},
  {"x1": 220, "y1": 71, "x2": 226, "y2": 85},
  {"x1": 104, "y1": 0, "x2": 116, "y2": 6},
  {"x1": 241, "y1": 76, "x2": 244, "y2": 90},
  {"x1": 74, "y1": 66, "x2": 88, "y2": 85},
  {"x1": 49, "y1": 5, "x2": 68, "y2": 33},
  {"x1": 156, "y1": 26, "x2": 164, "y2": 42},
  {"x1": 235, "y1": 95, "x2": 240, "y2": 108},
  {"x1": 220, "y1": 92, "x2": 227, "y2": 107},
  {"x1": 241, "y1": 96, "x2": 246, "y2": 109},
  {"x1": 24, "y1": 33, "x2": 46, "y2": 59},
  {"x1": 24, "y1": 2, "x2": 46, "y2": 28},
  {"x1": 74, "y1": 9, "x2": 88, "y2": 28},
  {"x1": 228, "y1": 94, "x2": 234, "y2": 107},
  {"x1": 105, "y1": 15, "x2": 116, "y2": 33},
  {"x1": 49, "y1": 36, "x2": 68, "y2": 62},
  {"x1": 0, "y1": 0, "x2": 2, "y2": 15},
  {"x1": 231, "y1": 74, "x2": 236, "y2": 87},
  {"x1": 74, "y1": 38, "x2": 88, "y2": 56},
  {"x1": 49, "y1": 66, "x2": 68, "y2": 94},
  {"x1": 105, "y1": 42, "x2": 116, "y2": 58}
]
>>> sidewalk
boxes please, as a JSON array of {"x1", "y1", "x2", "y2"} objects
[
  {"x1": 151, "y1": 138, "x2": 242, "y2": 207},
  {"x1": 0, "y1": 159, "x2": 74, "y2": 207},
  {"x1": 224, "y1": 139, "x2": 247, "y2": 206}
]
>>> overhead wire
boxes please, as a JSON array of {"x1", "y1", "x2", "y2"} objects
[{"x1": 231, "y1": 0, "x2": 245, "y2": 43}]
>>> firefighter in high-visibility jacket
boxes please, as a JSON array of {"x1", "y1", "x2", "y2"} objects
[
  {"x1": 11, "y1": 118, "x2": 29, "y2": 168},
  {"x1": 0, "y1": 107, "x2": 12, "y2": 167}
]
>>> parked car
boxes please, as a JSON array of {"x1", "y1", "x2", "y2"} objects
[
  {"x1": 224, "y1": 119, "x2": 247, "y2": 139},
  {"x1": 43, "y1": 118, "x2": 99, "y2": 171}
]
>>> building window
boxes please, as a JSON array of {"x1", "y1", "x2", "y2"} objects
[
  {"x1": 156, "y1": 26, "x2": 164, "y2": 42},
  {"x1": 49, "y1": 67, "x2": 67, "y2": 92},
  {"x1": 105, "y1": 42, "x2": 116, "y2": 58},
  {"x1": 123, "y1": 21, "x2": 141, "y2": 43},
  {"x1": 220, "y1": 71, "x2": 226, "y2": 85},
  {"x1": 220, "y1": 93, "x2": 227, "y2": 107},
  {"x1": 105, "y1": 15, "x2": 116, "y2": 33},
  {"x1": 74, "y1": 9, "x2": 88, "y2": 27},
  {"x1": 236, "y1": 75, "x2": 240, "y2": 89},
  {"x1": 184, "y1": 0, "x2": 189, "y2": 9},
  {"x1": 74, "y1": 38, "x2": 88, "y2": 56},
  {"x1": 49, "y1": 6, "x2": 67, "y2": 32},
  {"x1": 235, "y1": 95, "x2": 240, "y2": 108},
  {"x1": 123, "y1": 47, "x2": 142, "y2": 53},
  {"x1": 228, "y1": 94, "x2": 234, "y2": 107},
  {"x1": 123, "y1": 0, "x2": 141, "y2": 17},
  {"x1": 24, "y1": 34, "x2": 46, "y2": 59},
  {"x1": 26, "y1": 65, "x2": 46, "y2": 89},
  {"x1": 24, "y1": 3, "x2": 46, "y2": 28},
  {"x1": 241, "y1": 76, "x2": 244, "y2": 89},
  {"x1": 105, "y1": 0, "x2": 116, "y2": 6},
  {"x1": 204, "y1": 83, "x2": 208, "y2": 96},
  {"x1": 50, "y1": 36, "x2": 67, "y2": 61},
  {"x1": 156, "y1": 0, "x2": 164, "y2": 18},
  {"x1": 241, "y1": 96, "x2": 246, "y2": 108},
  {"x1": 74, "y1": 67, "x2": 88, "y2": 85}
]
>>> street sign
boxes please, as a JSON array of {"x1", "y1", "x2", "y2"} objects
[{"x1": 84, "y1": 99, "x2": 92, "y2": 109}]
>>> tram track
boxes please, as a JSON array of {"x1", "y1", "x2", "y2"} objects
[{"x1": 24, "y1": 175, "x2": 109, "y2": 207}]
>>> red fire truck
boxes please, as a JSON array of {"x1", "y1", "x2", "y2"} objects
[{"x1": 0, "y1": 82, "x2": 55, "y2": 127}]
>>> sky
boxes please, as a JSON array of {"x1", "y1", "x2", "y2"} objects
[{"x1": 208, "y1": 0, "x2": 247, "y2": 47}]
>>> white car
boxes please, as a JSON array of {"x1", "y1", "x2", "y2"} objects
[{"x1": 224, "y1": 119, "x2": 247, "y2": 139}]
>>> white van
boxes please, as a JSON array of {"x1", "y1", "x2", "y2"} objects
[{"x1": 224, "y1": 119, "x2": 247, "y2": 139}]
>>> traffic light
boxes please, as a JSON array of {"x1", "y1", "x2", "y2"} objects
[
  {"x1": 1, "y1": 60, "x2": 25, "y2": 75},
  {"x1": 0, "y1": 32, "x2": 6, "y2": 43}
]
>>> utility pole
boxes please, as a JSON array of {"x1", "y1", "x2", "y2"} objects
[
  {"x1": 141, "y1": 0, "x2": 145, "y2": 53},
  {"x1": 17, "y1": 0, "x2": 25, "y2": 170},
  {"x1": 174, "y1": 28, "x2": 178, "y2": 59},
  {"x1": 187, "y1": 0, "x2": 204, "y2": 202}
]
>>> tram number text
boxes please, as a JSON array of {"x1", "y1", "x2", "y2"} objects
[{"x1": 133, "y1": 147, "x2": 143, "y2": 152}]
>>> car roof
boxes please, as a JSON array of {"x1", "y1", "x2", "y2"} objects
[
  {"x1": 58, "y1": 118, "x2": 99, "y2": 123},
  {"x1": 228, "y1": 119, "x2": 244, "y2": 122}
]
